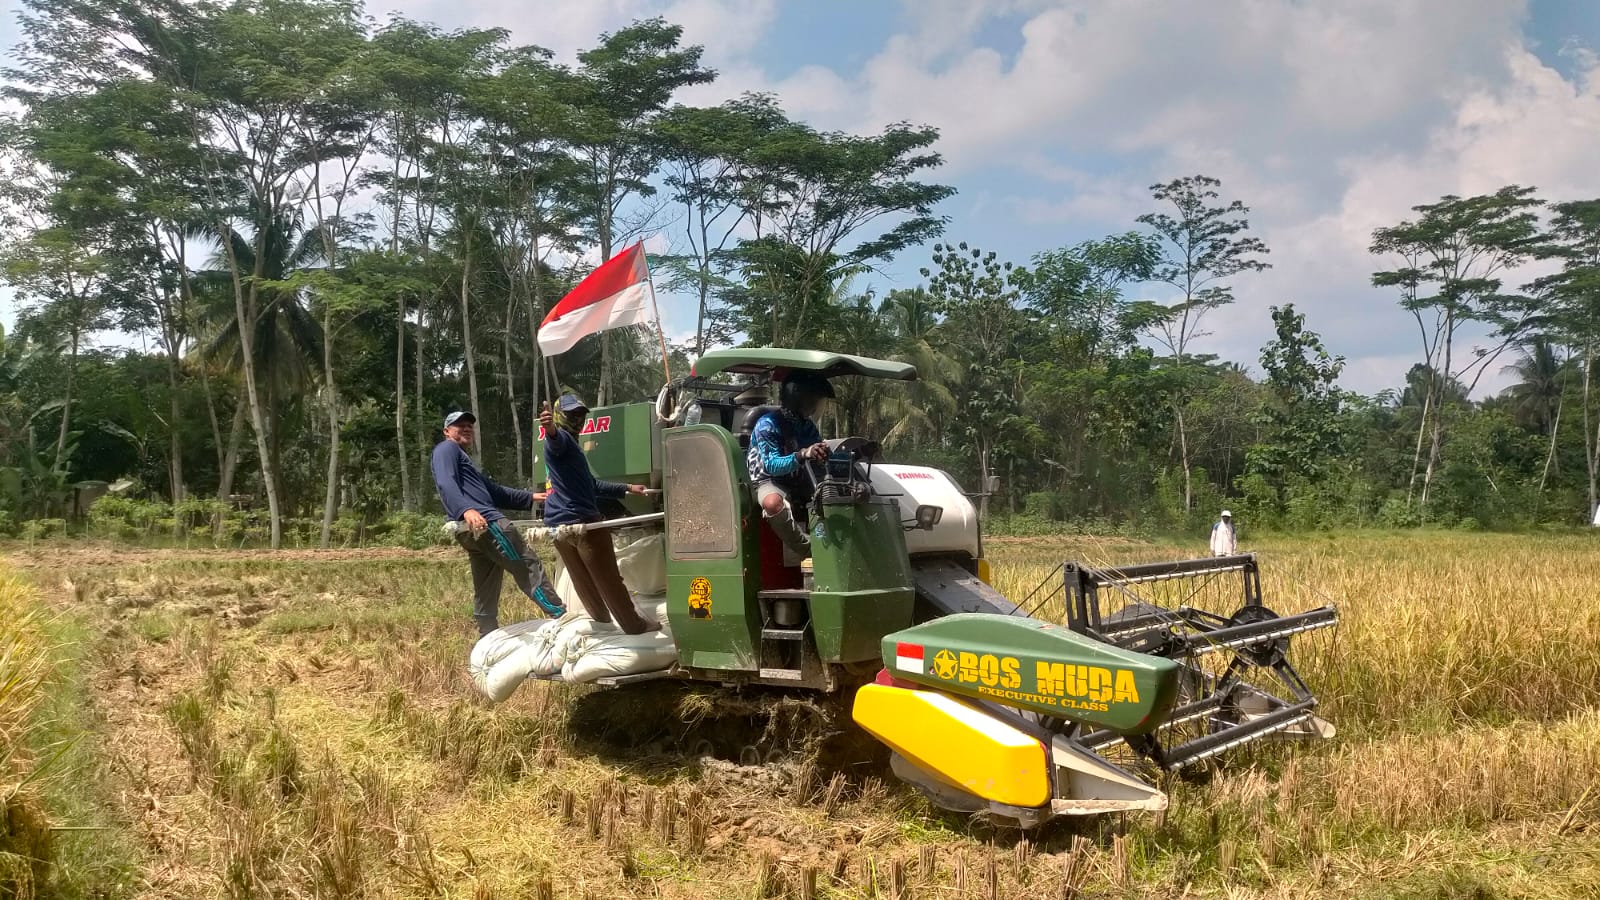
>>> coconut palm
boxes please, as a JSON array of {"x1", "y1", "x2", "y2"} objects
[
  {"x1": 1501, "y1": 339, "x2": 1574, "y2": 491},
  {"x1": 1500, "y1": 340, "x2": 1565, "y2": 435},
  {"x1": 877, "y1": 288, "x2": 958, "y2": 451},
  {"x1": 192, "y1": 207, "x2": 328, "y2": 508}
]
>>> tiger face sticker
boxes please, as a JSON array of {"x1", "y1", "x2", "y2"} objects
[{"x1": 688, "y1": 577, "x2": 712, "y2": 619}]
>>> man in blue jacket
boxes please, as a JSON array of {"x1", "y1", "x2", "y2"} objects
[
  {"x1": 540, "y1": 394, "x2": 656, "y2": 634},
  {"x1": 746, "y1": 373, "x2": 833, "y2": 561},
  {"x1": 432, "y1": 410, "x2": 563, "y2": 637}
]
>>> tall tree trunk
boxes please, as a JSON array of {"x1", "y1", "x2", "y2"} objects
[
  {"x1": 165, "y1": 351, "x2": 185, "y2": 505},
  {"x1": 197, "y1": 359, "x2": 225, "y2": 476},
  {"x1": 1174, "y1": 405, "x2": 1193, "y2": 512},
  {"x1": 213, "y1": 396, "x2": 246, "y2": 539},
  {"x1": 459, "y1": 230, "x2": 483, "y2": 463},
  {"x1": 56, "y1": 327, "x2": 79, "y2": 470},
  {"x1": 319, "y1": 309, "x2": 341, "y2": 548},
  {"x1": 1540, "y1": 389, "x2": 1564, "y2": 494},
  {"x1": 504, "y1": 292, "x2": 525, "y2": 482},
  {"x1": 396, "y1": 294, "x2": 412, "y2": 511},
  {"x1": 1420, "y1": 325, "x2": 1454, "y2": 511},
  {"x1": 528, "y1": 234, "x2": 545, "y2": 480},
  {"x1": 416, "y1": 303, "x2": 428, "y2": 508},
  {"x1": 1585, "y1": 345, "x2": 1597, "y2": 521},
  {"x1": 268, "y1": 374, "x2": 286, "y2": 527},
  {"x1": 1407, "y1": 379, "x2": 1434, "y2": 504},
  {"x1": 218, "y1": 402, "x2": 246, "y2": 500},
  {"x1": 598, "y1": 228, "x2": 613, "y2": 407},
  {"x1": 224, "y1": 230, "x2": 283, "y2": 547}
]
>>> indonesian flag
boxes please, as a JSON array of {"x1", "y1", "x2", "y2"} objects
[
  {"x1": 537, "y1": 242, "x2": 654, "y2": 356},
  {"x1": 894, "y1": 642, "x2": 925, "y2": 675}
]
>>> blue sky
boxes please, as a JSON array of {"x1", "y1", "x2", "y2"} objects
[{"x1": 5, "y1": 0, "x2": 1600, "y2": 395}]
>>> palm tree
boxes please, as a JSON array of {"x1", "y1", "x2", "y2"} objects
[
  {"x1": 876, "y1": 288, "x2": 958, "y2": 451},
  {"x1": 1501, "y1": 339, "x2": 1570, "y2": 491},
  {"x1": 192, "y1": 208, "x2": 327, "y2": 513},
  {"x1": 1501, "y1": 340, "x2": 1564, "y2": 434}
]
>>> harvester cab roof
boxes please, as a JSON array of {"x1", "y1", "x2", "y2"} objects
[{"x1": 505, "y1": 345, "x2": 1338, "y2": 830}]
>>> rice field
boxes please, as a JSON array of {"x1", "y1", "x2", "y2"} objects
[{"x1": 4, "y1": 530, "x2": 1600, "y2": 899}]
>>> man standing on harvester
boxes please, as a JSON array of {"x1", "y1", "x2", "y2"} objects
[
  {"x1": 747, "y1": 373, "x2": 833, "y2": 561},
  {"x1": 432, "y1": 410, "x2": 564, "y2": 637},
  {"x1": 540, "y1": 394, "x2": 658, "y2": 635}
]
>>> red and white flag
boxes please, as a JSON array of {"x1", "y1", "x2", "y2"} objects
[
  {"x1": 537, "y1": 242, "x2": 655, "y2": 356},
  {"x1": 894, "y1": 642, "x2": 925, "y2": 675}
]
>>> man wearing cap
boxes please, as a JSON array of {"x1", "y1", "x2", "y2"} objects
[
  {"x1": 746, "y1": 372, "x2": 833, "y2": 561},
  {"x1": 539, "y1": 394, "x2": 657, "y2": 635},
  {"x1": 432, "y1": 410, "x2": 564, "y2": 637},
  {"x1": 1210, "y1": 509, "x2": 1238, "y2": 557}
]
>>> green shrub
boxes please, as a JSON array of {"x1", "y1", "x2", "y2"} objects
[
  {"x1": 19, "y1": 519, "x2": 67, "y2": 541},
  {"x1": 1377, "y1": 494, "x2": 1421, "y2": 529},
  {"x1": 87, "y1": 496, "x2": 171, "y2": 539},
  {"x1": 1282, "y1": 482, "x2": 1326, "y2": 531},
  {"x1": 1023, "y1": 491, "x2": 1068, "y2": 521},
  {"x1": 372, "y1": 511, "x2": 451, "y2": 550}
]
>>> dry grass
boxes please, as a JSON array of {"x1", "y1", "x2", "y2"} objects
[
  {"x1": 7, "y1": 531, "x2": 1600, "y2": 898},
  {"x1": 0, "y1": 569, "x2": 52, "y2": 898}
]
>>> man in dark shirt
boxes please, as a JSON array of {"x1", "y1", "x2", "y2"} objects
[
  {"x1": 431, "y1": 410, "x2": 564, "y2": 637},
  {"x1": 540, "y1": 394, "x2": 656, "y2": 634}
]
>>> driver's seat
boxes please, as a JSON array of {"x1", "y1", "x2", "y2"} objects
[{"x1": 733, "y1": 405, "x2": 780, "y2": 449}]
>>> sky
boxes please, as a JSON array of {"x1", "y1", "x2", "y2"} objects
[{"x1": 3, "y1": 0, "x2": 1599, "y2": 396}]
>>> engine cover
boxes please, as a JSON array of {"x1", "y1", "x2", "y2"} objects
[
  {"x1": 867, "y1": 465, "x2": 979, "y2": 557},
  {"x1": 881, "y1": 614, "x2": 1181, "y2": 734}
]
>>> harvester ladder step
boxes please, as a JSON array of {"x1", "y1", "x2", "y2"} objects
[{"x1": 760, "y1": 628, "x2": 807, "y2": 642}]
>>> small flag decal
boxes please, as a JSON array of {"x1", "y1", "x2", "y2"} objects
[{"x1": 894, "y1": 642, "x2": 925, "y2": 675}]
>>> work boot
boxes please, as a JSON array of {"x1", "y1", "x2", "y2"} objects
[{"x1": 764, "y1": 507, "x2": 811, "y2": 566}]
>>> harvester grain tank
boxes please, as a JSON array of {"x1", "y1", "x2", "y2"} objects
[{"x1": 518, "y1": 347, "x2": 1338, "y2": 826}]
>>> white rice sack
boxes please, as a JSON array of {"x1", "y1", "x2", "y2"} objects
[
  {"x1": 528, "y1": 609, "x2": 593, "y2": 677},
  {"x1": 471, "y1": 619, "x2": 554, "y2": 671},
  {"x1": 553, "y1": 617, "x2": 621, "y2": 665},
  {"x1": 470, "y1": 619, "x2": 559, "y2": 696},
  {"x1": 563, "y1": 630, "x2": 679, "y2": 685},
  {"x1": 482, "y1": 643, "x2": 543, "y2": 703},
  {"x1": 615, "y1": 533, "x2": 667, "y2": 595},
  {"x1": 645, "y1": 597, "x2": 670, "y2": 633}
]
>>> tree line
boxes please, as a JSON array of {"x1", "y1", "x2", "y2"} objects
[{"x1": 1, "y1": 0, "x2": 1597, "y2": 547}]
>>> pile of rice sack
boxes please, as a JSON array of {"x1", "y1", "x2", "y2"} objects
[{"x1": 469, "y1": 533, "x2": 677, "y2": 703}]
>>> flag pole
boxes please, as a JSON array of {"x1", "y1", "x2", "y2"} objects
[{"x1": 642, "y1": 244, "x2": 673, "y2": 384}]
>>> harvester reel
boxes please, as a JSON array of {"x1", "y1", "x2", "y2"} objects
[{"x1": 1223, "y1": 604, "x2": 1289, "y2": 668}]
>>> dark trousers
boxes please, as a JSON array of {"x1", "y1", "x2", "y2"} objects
[
  {"x1": 553, "y1": 529, "x2": 653, "y2": 635},
  {"x1": 455, "y1": 520, "x2": 561, "y2": 636}
]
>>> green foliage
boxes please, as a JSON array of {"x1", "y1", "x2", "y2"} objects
[
  {"x1": 370, "y1": 512, "x2": 452, "y2": 550},
  {"x1": 0, "y1": 0, "x2": 1595, "y2": 541},
  {"x1": 1247, "y1": 304, "x2": 1347, "y2": 489}
]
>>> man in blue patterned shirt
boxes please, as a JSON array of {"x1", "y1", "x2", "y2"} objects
[{"x1": 746, "y1": 373, "x2": 833, "y2": 561}]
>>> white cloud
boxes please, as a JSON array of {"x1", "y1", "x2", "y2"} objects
[
  {"x1": 289, "y1": 1, "x2": 1600, "y2": 396},
  {"x1": 385, "y1": 0, "x2": 776, "y2": 66},
  {"x1": 736, "y1": 0, "x2": 1596, "y2": 396}
]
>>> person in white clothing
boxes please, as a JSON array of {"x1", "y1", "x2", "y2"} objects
[{"x1": 1210, "y1": 510, "x2": 1238, "y2": 556}]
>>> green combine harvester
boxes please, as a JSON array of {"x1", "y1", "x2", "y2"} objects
[{"x1": 527, "y1": 347, "x2": 1338, "y2": 826}]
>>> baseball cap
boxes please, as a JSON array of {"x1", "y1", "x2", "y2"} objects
[
  {"x1": 444, "y1": 410, "x2": 476, "y2": 428},
  {"x1": 557, "y1": 393, "x2": 589, "y2": 415},
  {"x1": 1220, "y1": 509, "x2": 1232, "y2": 518}
]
